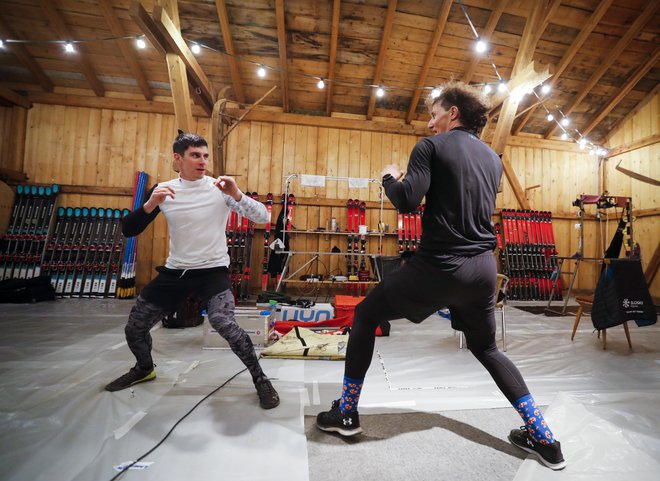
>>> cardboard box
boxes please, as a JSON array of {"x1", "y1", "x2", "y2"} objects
[
  {"x1": 276, "y1": 303, "x2": 334, "y2": 322},
  {"x1": 202, "y1": 308, "x2": 270, "y2": 349}
]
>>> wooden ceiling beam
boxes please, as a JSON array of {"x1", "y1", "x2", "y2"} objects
[
  {"x1": 366, "y1": 0, "x2": 397, "y2": 120},
  {"x1": 27, "y1": 91, "x2": 208, "y2": 117},
  {"x1": 0, "y1": 85, "x2": 32, "y2": 109},
  {"x1": 275, "y1": 0, "x2": 290, "y2": 113},
  {"x1": 0, "y1": 14, "x2": 53, "y2": 93},
  {"x1": 152, "y1": 5, "x2": 215, "y2": 114},
  {"x1": 544, "y1": 1, "x2": 659, "y2": 139},
  {"x1": 39, "y1": 0, "x2": 104, "y2": 97},
  {"x1": 98, "y1": 0, "x2": 153, "y2": 101},
  {"x1": 512, "y1": 0, "x2": 613, "y2": 135},
  {"x1": 405, "y1": 0, "x2": 453, "y2": 124},
  {"x1": 605, "y1": 83, "x2": 660, "y2": 144},
  {"x1": 489, "y1": 1, "x2": 553, "y2": 210},
  {"x1": 582, "y1": 46, "x2": 660, "y2": 138},
  {"x1": 325, "y1": 0, "x2": 340, "y2": 116},
  {"x1": 214, "y1": 0, "x2": 246, "y2": 104},
  {"x1": 461, "y1": 0, "x2": 506, "y2": 84}
]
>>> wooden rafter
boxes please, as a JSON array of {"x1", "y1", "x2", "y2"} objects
[
  {"x1": 0, "y1": 14, "x2": 53, "y2": 92},
  {"x1": 405, "y1": 0, "x2": 453, "y2": 124},
  {"x1": 605, "y1": 83, "x2": 660, "y2": 144},
  {"x1": 489, "y1": 1, "x2": 553, "y2": 210},
  {"x1": 513, "y1": 0, "x2": 613, "y2": 135},
  {"x1": 275, "y1": 0, "x2": 290, "y2": 113},
  {"x1": 544, "y1": 1, "x2": 659, "y2": 139},
  {"x1": 325, "y1": 0, "x2": 341, "y2": 116},
  {"x1": 98, "y1": 0, "x2": 153, "y2": 101},
  {"x1": 366, "y1": 0, "x2": 397, "y2": 120},
  {"x1": 214, "y1": 0, "x2": 246, "y2": 104},
  {"x1": 582, "y1": 47, "x2": 660, "y2": 137},
  {"x1": 39, "y1": 0, "x2": 104, "y2": 97},
  {"x1": 461, "y1": 0, "x2": 506, "y2": 84},
  {"x1": 0, "y1": 85, "x2": 32, "y2": 109},
  {"x1": 153, "y1": 5, "x2": 215, "y2": 114}
]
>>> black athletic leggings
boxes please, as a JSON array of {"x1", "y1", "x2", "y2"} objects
[{"x1": 345, "y1": 251, "x2": 530, "y2": 404}]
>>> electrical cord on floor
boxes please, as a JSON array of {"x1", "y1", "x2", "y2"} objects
[{"x1": 108, "y1": 367, "x2": 248, "y2": 481}]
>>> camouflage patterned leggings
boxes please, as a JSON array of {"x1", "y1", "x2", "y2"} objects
[{"x1": 125, "y1": 289, "x2": 265, "y2": 381}]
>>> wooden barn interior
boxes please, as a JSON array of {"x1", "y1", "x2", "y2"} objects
[{"x1": 0, "y1": 1, "x2": 658, "y2": 481}]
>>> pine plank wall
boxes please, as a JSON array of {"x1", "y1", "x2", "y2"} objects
[{"x1": 0, "y1": 94, "x2": 657, "y2": 298}]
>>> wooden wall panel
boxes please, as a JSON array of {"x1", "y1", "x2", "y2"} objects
[
  {"x1": 1, "y1": 102, "x2": 656, "y2": 298},
  {"x1": 605, "y1": 92, "x2": 659, "y2": 298}
]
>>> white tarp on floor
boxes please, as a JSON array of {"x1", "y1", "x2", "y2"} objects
[{"x1": 1, "y1": 299, "x2": 658, "y2": 480}]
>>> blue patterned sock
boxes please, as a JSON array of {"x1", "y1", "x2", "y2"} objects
[
  {"x1": 339, "y1": 375, "x2": 364, "y2": 414},
  {"x1": 513, "y1": 394, "x2": 555, "y2": 444}
]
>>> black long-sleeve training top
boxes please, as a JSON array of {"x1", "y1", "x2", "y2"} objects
[{"x1": 383, "y1": 127, "x2": 502, "y2": 256}]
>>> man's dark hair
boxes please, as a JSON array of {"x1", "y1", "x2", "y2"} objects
[
  {"x1": 425, "y1": 81, "x2": 491, "y2": 133},
  {"x1": 173, "y1": 131, "x2": 208, "y2": 156}
]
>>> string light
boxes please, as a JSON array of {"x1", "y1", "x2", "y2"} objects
[
  {"x1": 475, "y1": 39, "x2": 487, "y2": 53},
  {"x1": 431, "y1": 88, "x2": 441, "y2": 98},
  {"x1": 0, "y1": 24, "x2": 609, "y2": 155}
]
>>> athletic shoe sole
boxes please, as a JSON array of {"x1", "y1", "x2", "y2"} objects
[
  {"x1": 508, "y1": 434, "x2": 567, "y2": 470},
  {"x1": 316, "y1": 423, "x2": 363, "y2": 437},
  {"x1": 105, "y1": 371, "x2": 156, "y2": 392}
]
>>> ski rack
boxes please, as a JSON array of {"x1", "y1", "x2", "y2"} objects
[
  {"x1": 546, "y1": 194, "x2": 633, "y2": 315},
  {"x1": 275, "y1": 173, "x2": 385, "y2": 292}
]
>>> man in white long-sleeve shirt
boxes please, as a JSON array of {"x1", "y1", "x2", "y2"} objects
[{"x1": 105, "y1": 132, "x2": 279, "y2": 409}]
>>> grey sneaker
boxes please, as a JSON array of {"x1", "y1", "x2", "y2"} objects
[
  {"x1": 255, "y1": 377, "x2": 280, "y2": 409},
  {"x1": 509, "y1": 426, "x2": 566, "y2": 470},
  {"x1": 316, "y1": 399, "x2": 363, "y2": 436},
  {"x1": 105, "y1": 365, "x2": 156, "y2": 392}
]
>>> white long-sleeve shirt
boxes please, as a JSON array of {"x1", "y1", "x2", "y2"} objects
[{"x1": 122, "y1": 175, "x2": 268, "y2": 270}]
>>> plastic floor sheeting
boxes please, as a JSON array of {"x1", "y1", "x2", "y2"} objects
[{"x1": 1, "y1": 298, "x2": 659, "y2": 481}]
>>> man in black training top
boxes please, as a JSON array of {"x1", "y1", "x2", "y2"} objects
[
  {"x1": 105, "y1": 132, "x2": 279, "y2": 410},
  {"x1": 316, "y1": 81, "x2": 565, "y2": 470}
]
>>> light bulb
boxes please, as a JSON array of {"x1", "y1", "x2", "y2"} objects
[
  {"x1": 431, "y1": 88, "x2": 441, "y2": 99},
  {"x1": 541, "y1": 84, "x2": 551, "y2": 94},
  {"x1": 317, "y1": 78, "x2": 325, "y2": 89},
  {"x1": 64, "y1": 42, "x2": 75, "y2": 53},
  {"x1": 579, "y1": 138, "x2": 587, "y2": 149},
  {"x1": 136, "y1": 38, "x2": 146, "y2": 49},
  {"x1": 483, "y1": 84, "x2": 492, "y2": 94},
  {"x1": 376, "y1": 87, "x2": 385, "y2": 98},
  {"x1": 561, "y1": 133, "x2": 568, "y2": 140},
  {"x1": 547, "y1": 113, "x2": 554, "y2": 121},
  {"x1": 191, "y1": 44, "x2": 201, "y2": 54},
  {"x1": 475, "y1": 40, "x2": 487, "y2": 53},
  {"x1": 561, "y1": 118, "x2": 569, "y2": 126},
  {"x1": 0, "y1": 40, "x2": 4, "y2": 48},
  {"x1": 497, "y1": 82, "x2": 507, "y2": 93},
  {"x1": 257, "y1": 66, "x2": 266, "y2": 78}
]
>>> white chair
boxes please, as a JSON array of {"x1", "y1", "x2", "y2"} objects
[{"x1": 457, "y1": 274, "x2": 509, "y2": 351}]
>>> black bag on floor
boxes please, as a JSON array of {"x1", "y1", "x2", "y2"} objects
[
  {"x1": 162, "y1": 295, "x2": 204, "y2": 328},
  {"x1": 0, "y1": 275, "x2": 55, "y2": 303},
  {"x1": 591, "y1": 258, "x2": 657, "y2": 330}
]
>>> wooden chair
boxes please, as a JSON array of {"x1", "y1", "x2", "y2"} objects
[
  {"x1": 571, "y1": 294, "x2": 632, "y2": 350},
  {"x1": 458, "y1": 274, "x2": 509, "y2": 351}
]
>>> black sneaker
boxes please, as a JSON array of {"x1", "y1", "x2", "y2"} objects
[
  {"x1": 105, "y1": 365, "x2": 156, "y2": 392},
  {"x1": 316, "y1": 399, "x2": 363, "y2": 436},
  {"x1": 255, "y1": 377, "x2": 280, "y2": 409},
  {"x1": 509, "y1": 426, "x2": 566, "y2": 470}
]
